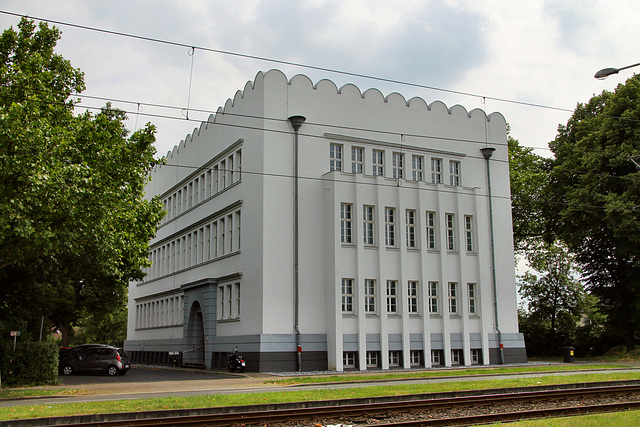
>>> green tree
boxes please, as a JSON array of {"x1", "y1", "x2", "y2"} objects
[
  {"x1": 518, "y1": 243, "x2": 588, "y2": 355},
  {"x1": 0, "y1": 19, "x2": 164, "y2": 346},
  {"x1": 548, "y1": 74, "x2": 640, "y2": 350},
  {"x1": 508, "y1": 133, "x2": 552, "y2": 253}
]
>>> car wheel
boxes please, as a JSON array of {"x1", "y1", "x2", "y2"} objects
[
  {"x1": 62, "y1": 365, "x2": 73, "y2": 375},
  {"x1": 107, "y1": 366, "x2": 119, "y2": 376}
]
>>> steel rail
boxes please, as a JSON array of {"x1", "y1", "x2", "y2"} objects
[{"x1": 39, "y1": 383, "x2": 640, "y2": 427}]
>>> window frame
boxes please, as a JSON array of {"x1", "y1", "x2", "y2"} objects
[
  {"x1": 408, "y1": 280, "x2": 419, "y2": 314},
  {"x1": 340, "y1": 203, "x2": 353, "y2": 244},
  {"x1": 392, "y1": 152, "x2": 404, "y2": 179},
  {"x1": 468, "y1": 282, "x2": 477, "y2": 314},
  {"x1": 363, "y1": 205, "x2": 375, "y2": 245},
  {"x1": 406, "y1": 209, "x2": 417, "y2": 248},
  {"x1": 373, "y1": 149, "x2": 384, "y2": 176},
  {"x1": 428, "y1": 281, "x2": 439, "y2": 314},
  {"x1": 445, "y1": 213, "x2": 455, "y2": 251},
  {"x1": 412, "y1": 155, "x2": 424, "y2": 181},
  {"x1": 330, "y1": 143, "x2": 343, "y2": 171},
  {"x1": 364, "y1": 279, "x2": 377, "y2": 313},
  {"x1": 464, "y1": 215, "x2": 473, "y2": 252},
  {"x1": 431, "y1": 158, "x2": 442, "y2": 184},
  {"x1": 449, "y1": 160, "x2": 461, "y2": 186},
  {"x1": 341, "y1": 278, "x2": 354, "y2": 313},
  {"x1": 448, "y1": 282, "x2": 458, "y2": 314},
  {"x1": 351, "y1": 146, "x2": 364, "y2": 174},
  {"x1": 386, "y1": 280, "x2": 398, "y2": 313},
  {"x1": 385, "y1": 207, "x2": 396, "y2": 247}
]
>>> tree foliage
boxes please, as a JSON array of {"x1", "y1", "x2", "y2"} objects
[
  {"x1": 548, "y1": 74, "x2": 640, "y2": 349},
  {"x1": 0, "y1": 19, "x2": 164, "y2": 345},
  {"x1": 518, "y1": 243, "x2": 589, "y2": 355},
  {"x1": 508, "y1": 133, "x2": 552, "y2": 253}
]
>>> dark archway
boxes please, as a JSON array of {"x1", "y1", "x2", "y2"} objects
[{"x1": 184, "y1": 301, "x2": 205, "y2": 366}]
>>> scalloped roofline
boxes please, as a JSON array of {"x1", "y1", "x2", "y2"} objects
[{"x1": 161, "y1": 69, "x2": 506, "y2": 162}]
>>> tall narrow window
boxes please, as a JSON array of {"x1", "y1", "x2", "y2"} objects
[
  {"x1": 386, "y1": 280, "x2": 398, "y2": 313},
  {"x1": 392, "y1": 152, "x2": 404, "y2": 179},
  {"x1": 227, "y1": 214, "x2": 233, "y2": 253},
  {"x1": 373, "y1": 149, "x2": 384, "y2": 176},
  {"x1": 236, "y1": 211, "x2": 242, "y2": 250},
  {"x1": 219, "y1": 218, "x2": 226, "y2": 255},
  {"x1": 363, "y1": 205, "x2": 375, "y2": 245},
  {"x1": 330, "y1": 143, "x2": 343, "y2": 171},
  {"x1": 449, "y1": 160, "x2": 460, "y2": 186},
  {"x1": 448, "y1": 282, "x2": 458, "y2": 314},
  {"x1": 431, "y1": 158, "x2": 442, "y2": 184},
  {"x1": 468, "y1": 283, "x2": 477, "y2": 314},
  {"x1": 465, "y1": 215, "x2": 473, "y2": 252},
  {"x1": 228, "y1": 156, "x2": 234, "y2": 184},
  {"x1": 351, "y1": 146, "x2": 364, "y2": 174},
  {"x1": 364, "y1": 279, "x2": 376, "y2": 313},
  {"x1": 406, "y1": 209, "x2": 416, "y2": 248},
  {"x1": 342, "y1": 278, "x2": 354, "y2": 313},
  {"x1": 426, "y1": 211, "x2": 436, "y2": 249},
  {"x1": 341, "y1": 203, "x2": 353, "y2": 244},
  {"x1": 412, "y1": 155, "x2": 424, "y2": 181},
  {"x1": 235, "y1": 282, "x2": 241, "y2": 317},
  {"x1": 219, "y1": 285, "x2": 225, "y2": 319},
  {"x1": 428, "y1": 281, "x2": 439, "y2": 313},
  {"x1": 408, "y1": 281, "x2": 419, "y2": 313},
  {"x1": 220, "y1": 160, "x2": 226, "y2": 189},
  {"x1": 236, "y1": 149, "x2": 242, "y2": 181},
  {"x1": 213, "y1": 165, "x2": 219, "y2": 193},
  {"x1": 385, "y1": 207, "x2": 396, "y2": 247},
  {"x1": 445, "y1": 213, "x2": 455, "y2": 251}
]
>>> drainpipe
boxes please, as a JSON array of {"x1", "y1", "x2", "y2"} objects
[
  {"x1": 288, "y1": 115, "x2": 306, "y2": 372},
  {"x1": 480, "y1": 146, "x2": 505, "y2": 365}
]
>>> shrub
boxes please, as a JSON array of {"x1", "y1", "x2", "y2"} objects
[{"x1": 0, "y1": 340, "x2": 59, "y2": 387}]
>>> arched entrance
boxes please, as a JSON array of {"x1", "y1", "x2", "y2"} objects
[{"x1": 184, "y1": 301, "x2": 205, "y2": 367}]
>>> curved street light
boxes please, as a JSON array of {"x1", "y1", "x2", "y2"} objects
[{"x1": 594, "y1": 61, "x2": 640, "y2": 79}]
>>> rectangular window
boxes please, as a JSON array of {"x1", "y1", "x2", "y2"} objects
[
  {"x1": 235, "y1": 282, "x2": 241, "y2": 317},
  {"x1": 389, "y1": 351, "x2": 401, "y2": 367},
  {"x1": 236, "y1": 211, "x2": 242, "y2": 250},
  {"x1": 373, "y1": 149, "x2": 384, "y2": 176},
  {"x1": 343, "y1": 352, "x2": 357, "y2": 369},
  {"x1": 364, "y1": 279, "x2": 376, "y2": 313},
  {"x1": 219, "y1": 285, "x2": 225, "y2": 319},
  {"x1": 366, "y1": 351, "x2": 379, "y2": 368},
  {"x1": 449, "y1": 160, "x2": 460, "y2": 186},
  {"x1": 341, "y1": 203, "x2": 353, "y2": 244},
  {"x1": 468, "y1": 283, "x2": 477, "y2": 314},
  {"x1": 342, "y1": 278, "x2": 354, "y2": 313},
  {"x1": 431, "y1": 350, "x2": 442, "y2": 365},
  {"x1": 392, "y1": 152, "x2": 404, "y2": 179},
  {"x1": 236, "y1": 149, "x2": 242, "y2": 181},
  {"x1": 426, "y1": 211, "x2": 436, "y2": 250},
  {"x1": 449, "y1": 282, "x2": 458, "y2": 314},
  {"x1": 465, "y1": 215, "x2": 473, "y2": 252},
  {"x1": 428, "y1": 281, "x2": 439, "y2": 313},
  {"x1": 330, "y1": 143, "x2": 343, "y2": 171},
  {"x1": 451, "y1": 349, "x2": 463, "y2": 365},
  {"x1": 220, "y1": 160, "x2": 226, "y2": 189},
  {"x1": 412, "y1": 155, "x2": 424, "y2": 181},
  {"x1": 351, "y1": 146, "x2": 364, "y2": 174},
  {"x1": 408, "y1": 281, "x2": 419, "y2": 313},
  {"x1": 471, "y1": 349, "x2": 481, "y2": 364},
  {"x1": 446, "y1": 213, "x2": 455, "y2": 251},
  {"x1": 410, "y1": 350, "x2": 423, "y2": 367},
  {"x1": 431, "y1": 158, "x2": 442, "y2": 184},
  {"x1": 385, "y1": 207, "x2": 396, "y2": 247},
  {"x1": 406, "y1": 209, "x2": 416, "y2": 248},
  {"x1": 213, "y1": 165, "x2": 219, "y2": 193},
  {"x1": 386, "y1": 280, "x2": 398, "y2": 313},
  {"x1": 363, "y1": 205, "x2": 375, "y2": 245}
]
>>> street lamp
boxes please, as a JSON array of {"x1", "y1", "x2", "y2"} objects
[{"x1": 594, "y1": 61, "x2": 640, "y2": 79}]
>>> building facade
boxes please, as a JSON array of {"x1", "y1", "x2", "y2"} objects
[{"x1": 124, "y1": 70, "x2": 527, "y2": 371}]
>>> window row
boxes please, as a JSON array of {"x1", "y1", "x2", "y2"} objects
[
  {"x1": 218, "y1": 282, "x2": 241, "y2": 321},
  {"x1": 146, "y1": 209, "x2": 242, "y2": 281},
  {"x1": 135, "y1": 295, "x2": 184, "y2": 329},
  {"x1": 342, "y1": 348, "x2": 482, "y2": 369},
  {"x1": 161, "y1": 148, "x2": 242, "y2": 224},
  {"x1": 342, "y1": 279, "x2": 478, "y2": 316},
  {"x1": 341, "y1": 204, "x2": 474, "y2": 252},
  {"x1": 330, "y1": 143, "x2": 461, "y2": 185}
]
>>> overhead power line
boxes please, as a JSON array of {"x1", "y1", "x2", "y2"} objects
[{"x1": 0, "y1": 10, "x2": 575, "y2": 114}]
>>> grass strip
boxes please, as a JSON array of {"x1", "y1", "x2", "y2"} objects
[
  {"x1": 266, "y1": 363, "x2": 630, "y2": 385},
  {"x1": 497, "y1": 409, "x2": 640, "y2": 426},
  {"x1": 2, "y1": 371, "x2": 640, "y2": 421},
  {"x1": 0, "y1": 389, "x2": 87, "y2": 399}
]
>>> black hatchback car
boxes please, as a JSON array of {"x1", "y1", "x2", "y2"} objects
[{"x1": 59, "y1": 345, "x2": 130, "y2": 376}]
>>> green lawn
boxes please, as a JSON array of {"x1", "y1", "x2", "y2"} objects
[{"x1": 2, "y1": 369, "x2": 640, "y2": 421}]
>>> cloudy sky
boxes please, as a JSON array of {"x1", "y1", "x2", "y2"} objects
[{"x1": 1, "y1": 1, "x2": 639, "y2": 158}]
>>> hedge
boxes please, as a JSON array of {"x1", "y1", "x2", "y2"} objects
[{"x1": 0, "y1": 340, "x2": 59, "y2": 387}]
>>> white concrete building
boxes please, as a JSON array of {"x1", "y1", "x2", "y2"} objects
[{"x1": 124, "y1": 70, "x2": 527, "y2": 371}]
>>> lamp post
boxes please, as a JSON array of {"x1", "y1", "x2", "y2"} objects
[{"x1": 594, "y1": 61, "x2": 640, "y2": 79}]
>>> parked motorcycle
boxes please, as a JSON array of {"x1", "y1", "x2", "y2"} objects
[{"x1": 227, "y1": 347, "x2": 246, "y2": 373}]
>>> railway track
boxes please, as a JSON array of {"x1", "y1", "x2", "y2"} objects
[{"x1": 30, "y1": 382, "x2": 640, "y2": 427}]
